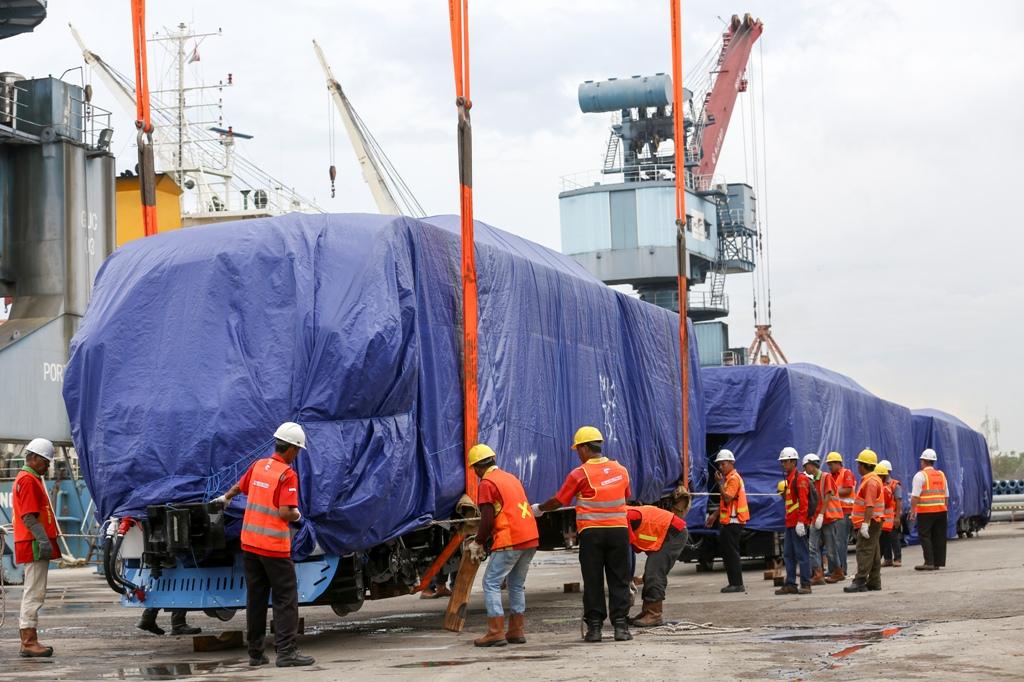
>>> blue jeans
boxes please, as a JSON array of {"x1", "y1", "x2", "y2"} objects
[
  {"x1": 482, "y1": 548, "x2": 536, "y2": 617},
  {"x1": 822, "y1": 521, "x2": 844, "y2": 573},
  {"x1": 783, "y1": 527, "x2": 811, "y2": 586},
  {"x1": 808, "y1": 525, "x2": 823, "y2": 571}
]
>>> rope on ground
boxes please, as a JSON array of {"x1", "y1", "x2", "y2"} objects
[{"x1": 640, "y1": 620, "x2": 751, "y2": 636}]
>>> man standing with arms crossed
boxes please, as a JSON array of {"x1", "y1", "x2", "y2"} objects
[
  {"x1": 13, "y1": 438, "x2": 60, "y2": 657},
  {"x1": 823, "y1": 452, "x2": 855, "y2": 583},
  {"x1": 534, "y1": 426, "x2": 633, "y2": 643},
  {"x1": 214, "y1": 422, "x2": 314, "y2": 668},
  {"x1": 909, "y1": 448, "x2": 949, "y2": 571},
  {"x1": 704, "y1": 449, "x2": 748, "y2": 593}
]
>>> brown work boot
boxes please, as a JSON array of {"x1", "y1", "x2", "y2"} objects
[
  {"x1": 893, "y1": 560, "x2": 902, "y2": 567},
  {"x1": 474, "y1": 616, "x2": 508, "y2": 647},
  {"x1": 823, "y1": 569, "x2": 846, "y2": 584},
  {"x1": 19, "y1": 628, "x2": 53, "y2": 658},
  {"x1": 631, "y1": 601, "x2": 664, "y2": 627},
  {"x1": 506, "y1": 613, "x2": 526, "y2": 644},
  {"x1": 798, "y1": 585, "x2": 812, "y2": 594},
  {"x1": 419, "y1": 587, "x2": 438, "y2": 599},
  {"x1": 435, "y1": 585, "x2": 453, "y2": 598},
  {"x1": 774, "y1": 584, "x2": 798, "y2": 595},
  {"x1": 881, "y1": 559, "x2": 894, "y2": 568},
  {"x1": 810, "y1": 568, "x2": 826, "y2": 586}
]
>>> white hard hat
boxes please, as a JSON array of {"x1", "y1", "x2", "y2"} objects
[
  {"x1": 802, "y1": 453, "x2": 820, "y2": 466},
  {"x1": 920, "y1": 448, "x2": 937, "y2": 461},
  {"x1": 715, "y1": 449, "x2": 735, "y2": 463},
  {"x1": 25, "y1": 438, "x2": 55, "y2": 462},
  {"x1": 778, "y1": 446, "x2": 799, "y2": 461},
  {"x1": 274, "y1": 422, "x2": 306, "y2": 449},
  {"x1": 878, "y1": 459, "x2": 892, "y2": 470}
]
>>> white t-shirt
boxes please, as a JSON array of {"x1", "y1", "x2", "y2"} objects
[{"x1": 911, "y1": 469, "x2": 948, "y2": 497}]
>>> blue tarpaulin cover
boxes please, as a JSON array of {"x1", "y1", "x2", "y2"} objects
[
  {"x1": 63, "y1": 213, "x2": 705, "y2": 558},
  {"x1": 911, "y1": 408, "x2": 992, "y2": 539},
  {"x1": 699, "y1": 363, "x2": 916, "y2": 533}
]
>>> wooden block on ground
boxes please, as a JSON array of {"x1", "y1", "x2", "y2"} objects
[
  {"x1": 443, "y1": 551, "x2": 480, "y2": 633},
  {"x1": 563, "y1": 582, "x2": 581, "y2": 593},
  {"x1": 193, "y1": 631, "x2": 244, "y2": 652}
]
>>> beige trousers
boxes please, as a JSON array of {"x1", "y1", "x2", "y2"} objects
[{"x1": 19, "y1": 559, "x2": 50, "y2": 629}]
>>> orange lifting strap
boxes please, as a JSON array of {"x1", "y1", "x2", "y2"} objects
[
  {"x1": 448, "y1": 0, "x2": 479, "y2": 500},
  {"x1": 130, "y1": 0, "x2": 158, "y2": 237},
  {"x1": 670, "y1": 0, "x2": 690, "y2": 489}
]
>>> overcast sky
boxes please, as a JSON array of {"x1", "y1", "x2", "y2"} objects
[{"x1": 4, "y1": 0, "x2": 1020, "y2": 450}]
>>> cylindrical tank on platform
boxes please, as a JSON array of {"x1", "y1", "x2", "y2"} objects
[{"x1": 578, "y1": 74, "x2": 673, "y2": 113}]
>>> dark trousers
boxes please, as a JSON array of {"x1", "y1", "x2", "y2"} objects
[
  {"x1": 917, "y1": 511, "x2": 948, "y2": 567},
  {"x1": 783, "y1": 526, "x2": 811, "y2": 587},
  {"x1": 854, "y1": 520, "x2": 882, "y2": 588},
  {"x1": 641, "y1": 526, "x2": 688, "y2": 602},
  {"x1": 141, "y1": 607, "x2": 189, "y2": 627},
  {"x1": 719, "y1": 522, "x2": 744, "y2": 587},
  {"x1": 578, "y1": 527, "x2": 631, "y2": 626},
  {"x1": 243, "y1": 551, "x2": 299, "y2": 655},
  {"x1": 880, "y1": 529, "x2": 902, "y2": 561}
]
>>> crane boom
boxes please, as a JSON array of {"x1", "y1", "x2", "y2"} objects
[
  {"x1": 692, "y1": 13, "x2": 763, "y2": 180},
  {"x1": 313, "y1": 40, "x2": 404, "y2": 216}
]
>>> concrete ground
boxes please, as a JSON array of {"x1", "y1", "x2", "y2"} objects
[{"x1": 1, "y1": 522, "x2": 1022, "y2": 681}]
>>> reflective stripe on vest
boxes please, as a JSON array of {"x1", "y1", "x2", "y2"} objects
[
  {"x1": 629, "y1": 505, "x2": 675, "y2": 553},
  {"x1": 575, "y1": 459, "x2": 629, "y2": 532},
  {"x1": 240, "y1": 457, "x2": 292, "y2": 554},
  {"x1": 719, "y1": 470, "x2": 749, "y2": 524},
  {"x1": 480, "y1": 467, "x2": 539, "y2": 550},
  {"x1": 918, "y1": 467, "x2": 948, "y2": 513},
  {"x1": 851, "y1": 473, "x2": 885, "y2": 525}
]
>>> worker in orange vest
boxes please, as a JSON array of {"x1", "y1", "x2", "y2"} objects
[
  {"x1": 465, "y1": 444, "x2": 540, "y2": 647},
  {"x1": 844, "y1": 449, "x2": 886, "y2": 592},
  {"x1": 801, "y1": 453, "x2": 828, "y2": 585},
  {"x1": 704, "y1": 449, "x2": 748, "y2": 593},
  {"x1": 909, "y1": 448, "x2": 949, "y2": 571},
  {"x1": 823, "y1": 451, "x2": 855, "y2": 583},
  {"x1": 815, "y1": 454, "x2": 845, "y2": 582},
  {"x1": 12, "y1": 438, "x2": 60, "y2": 657},
  {"x1": 626, "y1": 492, "x2": 689, "y2": 627},
  {"x1": 534, "y1": 426, "x2": 633, "y2": 643},
  {"x1": 776, "y1": 447, "x2": 814, "y2": 594},
  {"x1": 214, "y1": 422, "x2": 314, "y2": 668},
  {"x1": 876, "y1": 459, "x2": 903, "y2": 568}
]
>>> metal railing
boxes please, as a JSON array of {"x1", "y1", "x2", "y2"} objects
[
  {"x1": 560, "y1": 165, "x2": 727, "y2": 194},
  {"x1": 688, "y1": 290, "x2": 730, "y2": 314},
  {"x1": 1, "y1": 81, "x2": 114, "y2": 149}
]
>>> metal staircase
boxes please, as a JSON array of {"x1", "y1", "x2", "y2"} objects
[{"x1": 602, "y1": 132, "x2": 620, "y2": 172}]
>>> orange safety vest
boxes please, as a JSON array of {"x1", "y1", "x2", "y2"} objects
[
  {"x1": 784, "y1": 470, "x2": 812, "y2": 526},
  {"x1": 881, "y1": 482, "x2": 895, "y2": 531},
  {"x1": 719, "y1": 469, "x2": 750, "y2": 524},
  {"x1": 240, "y1": 457, "x2": 292, "y2": 555},
  {"x1": 480, "y1": 467, "x2": 539, "y2": 550},
  {"x1": 822, "y1": 471, "x2": 844, "y2": 523},
  {"x1": 851, "y1": 472, "x2": 885, "y2": 526},
  {"x1": 628, "y1": 505, "x2": 676, "y2": 553},
  {"x1": 831, "y1": 467, "x2": 856, "y2": 515},
  {"x1": 917, "y1": 467, "x2": 948, "y2": 513},
  {"x1": 12, "y1": 468, "x2": 61, "y2": 563},
  {"x1": 575, "y1": 458, "x2": 630, "y2": 532}
]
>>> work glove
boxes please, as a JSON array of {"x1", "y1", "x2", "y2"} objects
[
  {"x1": 36, "y1": 538, "x2": 54, "y2": 562},
  {"x1": 23, "y1": 514, "x2": 52, "y2": 561},
  {"x1": 814, "y1": 514, "x2": 824, "y2": 530},
  {"x1": 860, "y1": 523, "x2": 871, "y2": 539},
  {"x1": 210, "y1": 494, "x2": 227, "y2": 508},
  {"x1": 530, "y1": 503, "x2": 544, "y2": 518},
  {"x1": 467, "y1": 540, "x2": 487, "y2": 563},
  {"x1": 795, "y1": 522, "x2": 806, "y2": 537}
]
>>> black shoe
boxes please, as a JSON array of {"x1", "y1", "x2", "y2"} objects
[
  {"x1": 613, "y1": 623, "x2": 633, "y2": 642},
  {"x1": 867, "y1": 585, "x2": 882, "y2": 591},
  {"x1": 721, "y1": 585, "x2": 745, "y2": 593},
  {"x1": 136, "y1": 611, "x2": 165, "y2": 636},
  {"x1": 843, "y1": 581, "x2": 868, "y2": 593},
  {"x1": 583, "y1": 623, "x2": 602, "y2": 643},
  {"x1": 249, "y1": 654, "x2": 270, "y2": 667},
  {"x1": 276, "y1": 649, "x2": 315, "y2": 667},
  {"x1": 171, "y1": 624, "x2": 201, "y2": 636}
]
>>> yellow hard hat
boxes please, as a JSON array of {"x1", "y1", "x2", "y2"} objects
[
  {"x1": 467, "y1": 443, "x2": 497, "y2": 467},
  {"x1": 856, "y1": 449, "x2": 878, "y2": 466},
  {"x1": 776, "y1": 480, "x2": 787, "y2": 493},
  {"x1": 875, "y1": 462, "x2": 890, "y2": 476},
  {"x1": 825, "y1": 452, "x2": 843, "y2": 464},
  {"x1": 571, "y1": 426, "x2": 604, "y2": 449}
]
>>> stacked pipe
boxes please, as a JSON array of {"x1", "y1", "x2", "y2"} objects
[{"x1": 991, "y1": 480, "x2": 1024, "y2": 522}]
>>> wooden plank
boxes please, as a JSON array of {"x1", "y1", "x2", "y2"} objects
[{"x1": 443, "y1": 550, "x2": 480, "y2": 633}]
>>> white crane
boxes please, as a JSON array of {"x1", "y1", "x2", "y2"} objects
[{"x1": 313, "y1": 39, "x2": 424, "y2": 218}]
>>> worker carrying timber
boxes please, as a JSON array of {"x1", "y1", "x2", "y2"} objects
[
  {"x1": 13, "y1": 438, "x2": 60, "y2": 657},
  {"x1": 465, "y1": 444, "x2": 539, "y2": 648},
  {"x1": 534, "y1": 426, "x2": 634, "y2": 643},
  {"x1": 626, "y1": 488, "x2": 690, "y2": 627},
  {"x1": 213, "y1": 422, "x2": 314, "y2": 668},
  {"x1": 844, "y1": 449, "x2": 886, "y2": 593},
  {"x1": 776, "y1": 447, "x2": 814, "y2": 594},
  {"x1": 823, "y1": 451, "x2": 856, "y2": 583},
  {"x1": 909, "y1": 448, "x2": 949, "y2": 571},
  {"x1": 704, "y1": 449, "x2": 748, "y2": 593}
]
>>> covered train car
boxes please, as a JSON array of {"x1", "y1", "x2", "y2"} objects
[
  {"x1": 911, "y1": 408, "x2": 992, "y2": 538},
  {"x1": 63, "y1": 212, "x2": 705, "y2": 612}
]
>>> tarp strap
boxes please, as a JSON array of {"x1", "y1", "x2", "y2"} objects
[
  {"x1": 130, "y1": 0, "x2": 158, "y2": 238},
  {"x1": 448, "y1": 0, "x2": 478, "y2": 500}
]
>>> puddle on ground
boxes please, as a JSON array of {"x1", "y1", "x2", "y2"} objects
[
  {"x1": 95, "y1": 659, "x2": 245, "y2": 680},
  {"x1": 769, "y1": 623, "x2": 909, "y2": 644},
  {"x1": 392, "y1": 655, "x2": 556, "y2": 669}
]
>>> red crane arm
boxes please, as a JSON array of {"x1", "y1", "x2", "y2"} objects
[{"x1": 694, "y1": 13, "x2": 763, "y2": 180}]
